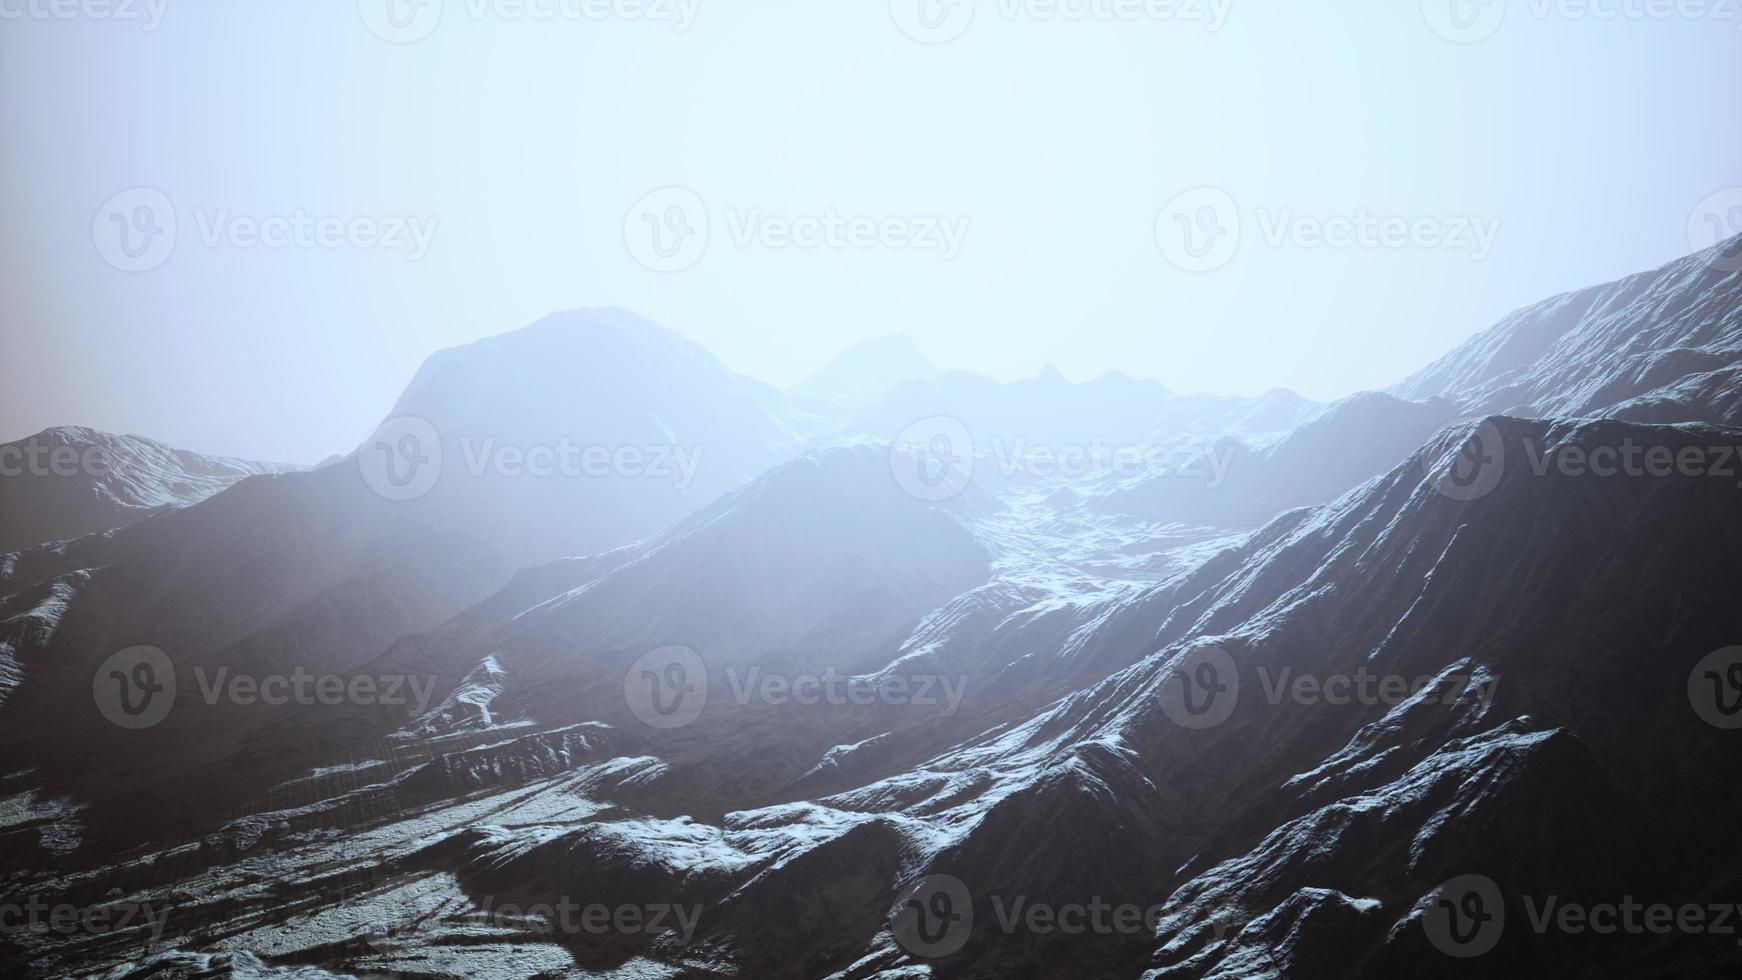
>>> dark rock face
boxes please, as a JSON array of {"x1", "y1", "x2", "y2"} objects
[{"x1": 3, "y1": 249, "x2": 1741, "y2": 979}]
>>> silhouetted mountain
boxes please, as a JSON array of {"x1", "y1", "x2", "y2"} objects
[{"x1": 789, "y1": 334, "x2": 939, "y2": 409}]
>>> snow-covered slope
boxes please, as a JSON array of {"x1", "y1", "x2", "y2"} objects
[
  {"x1": 1391, "y1": 233, "x2": 1742, "y2": 421},
  {"x1": 0, "y1": 426, "x2": 287, "y2": 554}
]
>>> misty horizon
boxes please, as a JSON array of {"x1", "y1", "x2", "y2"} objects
[
  {"x1": 4, "y1": 5, "x2": 1740, "y2": 979},
  {"x1": 5, "y1": 2, "x2": 1738, "y2": 462}
]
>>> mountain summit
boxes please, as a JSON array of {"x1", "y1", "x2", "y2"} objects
[{"x1": 788, "y1": 333, "x2": 938, "y2": 408}]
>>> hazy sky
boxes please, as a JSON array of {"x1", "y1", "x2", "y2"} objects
[{"x1": 3, "y1": 0, "x2": 1739, "y2": 462}]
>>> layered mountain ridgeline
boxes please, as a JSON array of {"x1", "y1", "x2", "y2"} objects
[
  {"x1": 0, "y1": 309, "x2": 808, "y2": 850},
  {"x1": 830, "y1": 365, "x2": 1317, "y2": 459},
  {"x1": 0, "y1": 426, "x2": 290, "y2": 556},
  {"x1": 399, "y1": 416, "x2": 1736, "y2": 980},
  {"x1": 2, "y1": 243, "x2": 1740, "y2": 978},
  {"x1": 1089, "y1": 392, "x2": 1458, "y2": 527},
  {"x1": 12, "y1": 413, "x2": 1737, "y2": 979},
  {"x1": 1096, "y1": 235, "x2": 1742, "y2": 530}
]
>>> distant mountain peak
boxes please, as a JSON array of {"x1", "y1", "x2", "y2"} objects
[{"x1": 788, "y1": 332, "x2": 939, "y2": 409}]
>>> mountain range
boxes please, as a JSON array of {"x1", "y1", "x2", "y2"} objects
[{"x1": 1, "y1": 237, "x2": 1739, "y2": 978}]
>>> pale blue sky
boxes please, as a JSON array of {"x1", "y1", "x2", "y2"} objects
[{"x1": 3, "y1": 0, "x2": 1739, "y2": 462}]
